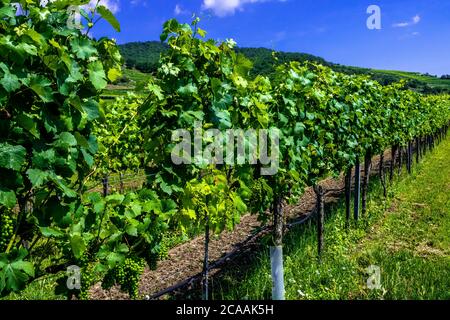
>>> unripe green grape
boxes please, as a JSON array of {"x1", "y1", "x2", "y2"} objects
[
  {"x1": 101, "y1": 257, "x2": 145, "y2": 299},
  {"x1": 0, "y1": 211, "x2": 14, "y2": 252},
  {"x1": 79, "y1": 263, "x2": 98, "y2": 300}
]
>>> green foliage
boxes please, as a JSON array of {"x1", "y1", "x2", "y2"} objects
[
  {"x1": 0, "y1": 249, "x2": 35, "y2": 293},
  {"x1": 97, "y1": 5, "x2": 121, "y2": 32},
  {"x1": 139, "y1": 18, "x2": 261, "y2": 236},
  {"x1": 0, "y1": 144, "x2": 26, "y2": 172},
  {"x1": 0, "y1": 0, "x2": 122, "y2": 296},
  {"x1": 94, "y1": 93, "x2": 145, "y2": 176}
]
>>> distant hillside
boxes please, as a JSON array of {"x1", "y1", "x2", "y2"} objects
[
  {"x1": 119, "y1": 41, "x2": 167, "y2": 73},
  {"x1": 234, "y1": 47, "x2": 330, "y2": 77},
  {"x1": 118, "y1": 41, "x2": 450, "y2": 95}
]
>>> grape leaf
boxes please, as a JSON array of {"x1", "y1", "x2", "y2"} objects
[
  {"x1": 71, "y1": 38, "x2": 97, "y2": 60},
  {"x1": 0, "y1": 249, "x2": 34, "y2": 294},
  {"x1": 28, "y1": 75, "x2": 53, "y2": 102},
  {"x1": 88, "y1": 61, "x2": 107, "y2": 90},
  {"x1": 0, "y1": 189, "x2": 16, "y2": 209},
  {"x1": 26, "y1": 169, "x2": 48, "y2": 188},
  {"x1": 97, "y1": 5, "x2": 121, "y2": 32},
  {"x1": 70, "y1": 234, "x2": 86, "y2": 259},
  {"x1": 0, "y1": 143, "x2": 26, "y2": 171}
]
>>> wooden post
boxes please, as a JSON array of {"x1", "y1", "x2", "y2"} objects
[
  {"x1": 407, "y1": 141, "x2": 412, "y2": 174},
  {"x1": 120, "y1": 173, "x2": 124, "y2": 194},
  {"x1": 379, "y1": 153, "x2": 387, "y2": 198},
  {"x1": 362, "y1": 153, "x2": 372, "y2": 216},
  {"x1": 202, "y1": 211, "x2": 210, "y2": 301},
  {"x1": 345, "y1": 168, "x2": 352, "y2": 227},
  {"x1": 389, "y1": 146, "x2": 396, "y2": 181},
  {"x1": 314, "y1": 185, "x2": 324, "y2": 260},
  {"x1": 354, "y1": 158, "x2": 361, "y2": 221},
  {"x1": 102, "y1": 175, "x2": 109, "y2": 197},
  {"x1": 273, "y1": 196, "x2": 284, "y2": 247},
  {"x1": 416, "y1": 137, "x2": 420, "y2": 164}
]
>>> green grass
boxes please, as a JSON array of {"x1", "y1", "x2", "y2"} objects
[
  {"x1": 122, "y1": 68, "x2": 152, "y2": 83},
  {"x1": 1, "y1": 273, "x2": 66, "y2": 300},
  {"x1": 213, "y1": 135, "x2": 450, "y2": 300},
  {"x1": 101, "y1": 68, "x2": 152, "y2": 99}
]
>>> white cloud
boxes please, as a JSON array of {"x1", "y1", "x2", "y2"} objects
[
  {"x1": 202, "y1": 0, "x2": 284, "y2": 17},
  {"x1": 393, "y1": 14, "x2": 421, "y2": 28},
  {"x1": 130, "y1": 0, "x2": 148, "y2": 7},
  {"x1": 393, "y1": 22, "x2": 409, "y2": 28},
  {"x1": 174, "y1": 4, "x2": 189, "y2": 16},
  {"x1": 84, "y1": 0, "x2": 120, "y2": 14}
]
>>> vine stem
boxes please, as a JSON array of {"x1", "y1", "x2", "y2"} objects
[
  {"x1": 202, "y1": 210, "x2": 210, "y2": 301},
  {"x1": 6, "y1": 192, "x2": 31, "y2": 253}
]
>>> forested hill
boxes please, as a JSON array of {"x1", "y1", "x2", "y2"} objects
[
  {"x1": 118, "y1": 41, "x2": 450, "y2": 94},
  {"x1": 118, "y1": 41, "x2": 328, "y2": 73},
  {"x1": 118, "y1": 41, "x2": 168, "y2": 73}
]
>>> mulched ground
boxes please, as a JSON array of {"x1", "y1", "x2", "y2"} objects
[{"x1": 90, "y1": 150, "x2": 393, "y2": 300}]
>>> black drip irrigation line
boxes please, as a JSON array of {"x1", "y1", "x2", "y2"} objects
[
  {"x1": 285, "y1": 207, "x2": 317, "y2": 229},
  {"x1": 148, "y1": 224, "x2": 271, "y2": 300},
  {"x1": 148, "y1": 185, "x2": 339, "y2": 300},
  {"x1": 146, "y1": 153, "x2": 404, "y2": 300}
]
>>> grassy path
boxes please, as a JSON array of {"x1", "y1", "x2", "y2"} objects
[{"x1": 215, "y1": 135, "x2": 450, "y2": 300}]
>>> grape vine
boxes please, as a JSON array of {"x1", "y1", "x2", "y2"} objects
[{"x1": 0, "y1": 5, "x2": 449, "y2": 300}]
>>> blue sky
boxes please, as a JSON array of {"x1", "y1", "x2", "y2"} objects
[{"x1": 91, "y1": 0, "x2": 450, "y2": 76}]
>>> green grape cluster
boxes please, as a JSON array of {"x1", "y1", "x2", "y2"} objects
[
  {"x1": 145, "y1": 251, "x2": 159, "y2": 271},
  {"x1": 101, "y1": 257, "x2": 145, "y2": 299},
  {"x1": 77, "y1": 249, "x2": 94, "y2": 267},
  {"x1": 79, "y1": 264, "x2": 98, "y2": 300},
  {"x1": 249, "y1": 178, "x2": 273, "y2": 215},
  {"x1": 158, "y1": 233, "x2": 173, "y2": 261},
  {"x1": 0, "y1": 211, "x2": 14, "y2": 252}
]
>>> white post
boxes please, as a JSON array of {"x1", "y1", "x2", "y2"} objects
[{"x1": 270, "y1": 246, "x2": 285, "y2": 300}]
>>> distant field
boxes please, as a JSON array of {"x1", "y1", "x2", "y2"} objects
[
  {"x1": 123, "y1": 68, "x2": 152, "y2": 83},
  {"x1": 373, "y1": 69, "x2": 450, "y2": 90},
  {"x1": 102, "y1": 68, "x2": 151, "y2": 99}
]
